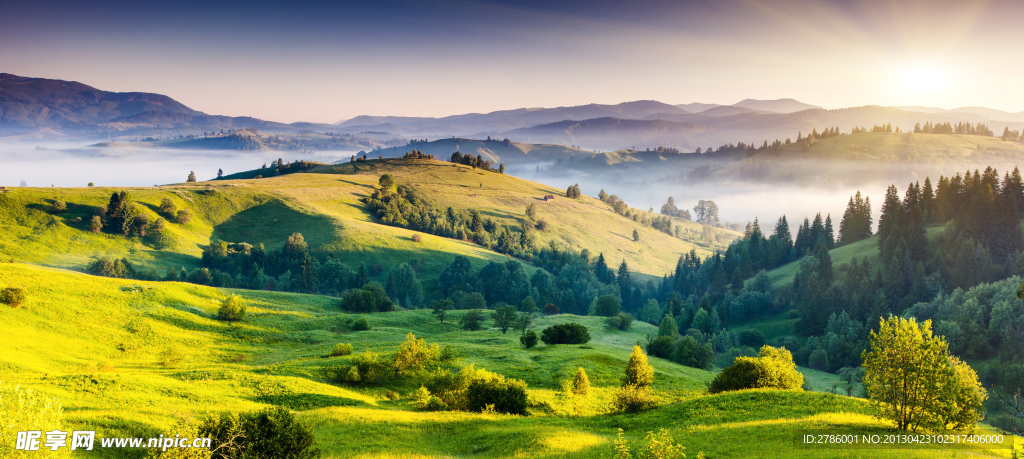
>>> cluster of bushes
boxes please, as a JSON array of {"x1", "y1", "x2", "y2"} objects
[
  {"x1": 417, "y1": 365, "x2": 528, "y2": 415},
  {"x1": 646, "y1": 312, "x2": 715, "y2": 370},
  {"x1": 708, "y1": 345, "x2": 803, "y2": 394},
  {"x1": 200, "y1": 406, "x2": 321, "y2": 459}
]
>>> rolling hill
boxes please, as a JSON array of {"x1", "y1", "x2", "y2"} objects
[{"x1": 0, "y1": 158, "x2": 736, "y2": 292}]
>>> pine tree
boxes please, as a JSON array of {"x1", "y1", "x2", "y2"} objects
[
  {"x1": 187, "y1": 171, "x2": 197, "y2": 182},
  {"x1": 877, "y1": 185, "x2": 902, "y2": 252},
  {"x1": 622, "y1": 345, "x2": 654, "y2": 388},
  {"x1": 571, "y1": 367, "x2": 590, "y2": 417}
]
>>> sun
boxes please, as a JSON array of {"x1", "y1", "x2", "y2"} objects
[{"x1": 897, "y1": 64, "x2": 949, "y2": 93}]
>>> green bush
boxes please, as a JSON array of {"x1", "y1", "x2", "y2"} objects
[
  {"x1": 200, "y1": 406, "x2": 321, "y2": 459},
  {"x1": 342, "y1": 351, "x2": 392, "y2": 385},
  {"x1": 52, "y1": 200, "x2": 66, "y2": 213},
  {"x1": 460, "y1": 309, "x2": 485, "y2": 331},
  {"x1": 672, "y1": 335, "x2": 714, "y2": 370},
  {"x1": 612, "y1": 384, "x2": 656, "y2": 413},
  {"x1": 0, "y1": 287, "x2": 27, "y2": 308},
  {"x1": 88, "y1": 257, "x2": 131, "y2": 278},
  {"x1": 331, "y1": 343, "x2": 353, "y2": 356},
  {"x1": 520, "y1": 330, "x2": 538, "y2": 349},
  {"x1": 218, "y1": 294, "x2": 246, "y2": 321},
  {"x1": 646, "y1": 335, "x2": 675, "y2": 359},
  {"x1": 540, "y1": 323, "x2": 591, "y2": 345},
  {"x1": 708, "y1": 345, "x2": 804, "y2": 394},
  {"x1": 738, "y1": 329, "x2": 767, "y2": 347},
  {"x1": 465, "y1": 371, "x2": 528, "y2": 415},
  {"x1": 605, "y1": 312, "x2": 633, "y2": 331},
  {"x1": 352, "y1": 317, "x2": 370, "y2": 331},
  {"x1": 340, "y1": 282, "x2": 394, "y2": 313}
]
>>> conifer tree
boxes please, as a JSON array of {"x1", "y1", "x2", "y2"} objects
[{"x1": 622, "y1": 345, "x2": 654, "y2": 389}]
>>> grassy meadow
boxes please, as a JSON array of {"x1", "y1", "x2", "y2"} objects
[{"x1": 1, "y1": 263, "x2": 1017, "y2": 458}]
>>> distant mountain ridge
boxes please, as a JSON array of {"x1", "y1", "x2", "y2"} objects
[{"x1": 0, "y1": 73, "x2": 337, "y2": 136}]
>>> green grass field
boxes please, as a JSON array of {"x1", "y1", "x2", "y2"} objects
[{"x1": 1, "y1": 263, "x2": 1017, "y2": 458}]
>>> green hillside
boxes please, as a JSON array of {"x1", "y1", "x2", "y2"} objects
[
  {"x1": 721, "y1": 132, "x2": 1024, "y2": 186},
  {"x1": 0, "y1": 158, "x2": 734, "y2": 286},
  {"x1": 2, "y1": 263, "x2": 1013, "y2": 458}
]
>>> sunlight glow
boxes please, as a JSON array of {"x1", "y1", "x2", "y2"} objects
[{"x1": 897, "y1": 64, "x2": 951, "y2": 93}]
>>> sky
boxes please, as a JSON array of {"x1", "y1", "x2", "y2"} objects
[{"x1": 2, "y1": 0, "x2": 1023, "y2": 124}]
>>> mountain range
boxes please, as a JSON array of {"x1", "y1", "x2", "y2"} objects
[{"x1": 2, "y1": 73, "x2": 1023, "y2": 152}]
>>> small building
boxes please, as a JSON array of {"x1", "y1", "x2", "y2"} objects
[{"x1": 543, "y1": 195, "x2": 555, "y2": 201}]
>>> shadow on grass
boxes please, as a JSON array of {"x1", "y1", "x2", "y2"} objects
[{"x1": 215, "y1": 200, "x2": 339, "y2": 247}]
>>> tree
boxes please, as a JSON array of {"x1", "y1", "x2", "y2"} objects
[
  {"x1": 218, "y1": 294, "x2": 245, "y2": 321},
  {"x1": 52, "y1": 200, "x2": 66, "y2": 213},
  {"x1": 632, "y1": 229, "x2": 640, "y2": 242},
  {"x1": 592, "y1": 294, "x2": 621, "y2": 317},
  {"x1": 187, "y1": 171, "x2": 197, "y2": 182},
  {"x1": 491, "y1": 304, "x2": 518, "y2": 334},
  {"x1": 861, "y1": 316, "x2": 984, "y2": 432},
  {"x1": 519, "y1": 296, "x2": 538, "y2": 314},
  {"x1": 571, "y1": 367, "x2": 590, "y2": 417},
  {"x1": 525, "y1": 203, "x2": 536, "y2": 220},
  {"x1": 693, "y1": 200, "x2": 720, "y2": 226},
  {"x1": 514, "y1": 312, "x2": 533, "y2": 335},
  {"x1": 658, "y1": 314, "x2": 678, "y2": 338},
  {"x1": 378, "y1": 174, "x2": 396, "y2": 191},
  {"x1": 432, "y1": 299, "x2": 452, "y2": 324},
  {"x1": 460, "y1": 309, "x2": 485, "y2": 331},
  {"x1": 622, "y1": 345, "x2": 654, "y2": 389},
  {"x1": 217, "y1": 168, "x2": 224, "y2": 178}
]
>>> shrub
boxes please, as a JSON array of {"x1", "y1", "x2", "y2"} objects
[
  {"x1": 465, "y1": 371, "x2": 528, "y2": 415},
  {"x1": 542, "y1": 303, "x2": 559, "y2": 314},
  {"x1": 200, "y1": 406, "x2": 321, "y2": 459},
  {"x1": 411, "y1": 233, "x2": 422, "y2": 242},
  {"x1": 352, "y1": 317, "x2": 370, "y2": 331},
  {"x1": 460, "y1": 309, "x2": 485, "y2": 331},
  {"x1": 413, "y1": 386, "x2": 447, "y2": 411},
  {"x1": 392, "y1": 333, "x2": 440, "y2": 375},
  {"x1": 613, "y1": 384, "x2": 656, "y2": 413},
  {"x1": 0, "y1": 382, "x2": 68, "y2": 458},
  {"x1": 176, "y1": 208, "x2": 192, "y2": 224},
  {"x1": 344, "y1": 351, "x2": 392, "y2": 385},
  {"x1": 738, "y1": 329, "x2": 767, "y2": 347},
  {"x1": 218, "y1": 294, "x2": 246, "y2": 321},
  {"x1": 591, "y1": 294, "x2": 621, "y2": 317},
  {"x1": 540, "y1": 323, "x2": 591, "y2": 345},
  {"x1": 1, "y1": 287, "x2": 27, "y2": 308},
  {"x1": 158, "y1": 198, "x2": 178, "y2": 216},
  {"x1": 490, "y1": 304, "x2": 518, "y2": 333},
  {"x1": 535, "y1": 220, "x2": 549, "y2": 230},
  {"x1": 708, "y1": 345, "x2": 804, "y2": 394},
  {"x1": 52, "y1": 200, "x2": 66, "y2": 213},
  {"x1": 87, "y1": 215, "x2": 103, "y2": 233},
  {"x1": 331, "y1": 343, "x2": 353, "y2": 357},
  {"x1": 605, "y1": 312, "x2": 633, "y2": 331},
  {"x1": 520, "y1": 330, "x2": 538, "y2": 349}
]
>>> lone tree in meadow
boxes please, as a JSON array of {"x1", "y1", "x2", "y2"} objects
[
  {"x1": 862, "y1": 315, "x2": 986, "y2": 432},
  {"x1": 52, "y1": 201, "x2": 66, "y2": 213},
  {"x1": 187, "y1": 171, "x2": 197, "y2": 182},
  {"x1": 623, "y1": 345, "x2": 654, "y2": 389},
  {"x1": 591, "y1": 294, "x2": 621, "y2": 317},
  {"x1": 176, "y1": 209, "x2": 192, "y2": 224},
  {"x1": 491, "y1": 304, "x2": 518, "y2": 334},
  {"x1": 460, "y1": 309, "x2": 485, "y2": 331},
  {"x1": 432, "y1": 299, "x2": 452, "y2": 324},
  {"x1": 632, "y1": 229, "x2": 640, "y2": 242},
  {"x1": 158, "y1": 198, "x2": 178, "y2": 216},
  {"x1": 217, "y1": 294, "x2": 246, "y2": 321},
  {"x1": 571, "y1": 367, "x2": 590, "y2": 417}
]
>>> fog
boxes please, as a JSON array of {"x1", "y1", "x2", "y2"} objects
[{"x1": 0, "y1": 142, "x2": 359, "y2": 188}]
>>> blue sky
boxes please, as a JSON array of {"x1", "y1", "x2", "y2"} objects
[{"x1": 3, "y1": 0, "x2": 1022, "y2": 123}]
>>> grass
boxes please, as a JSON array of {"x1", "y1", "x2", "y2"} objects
[{"x1": 1, "y1": 263, "x2": 1017, "y2": 458}]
